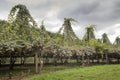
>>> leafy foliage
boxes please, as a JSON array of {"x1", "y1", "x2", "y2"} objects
[
  {"x1": 114, "y1": 36, "x2": 120, "y2": 47},
  {"x1": 0, "y1": 4, "x2": 120, "y2": 70},
  {"x1": 83, "y1": 25, "x2": 96, "y2": 41},
  {"x1": 8, "y1": 4, "x2": 36, "y2": 27},
  {"x1": 101, "y1": 33, "x2": 111, "y2": 45}
]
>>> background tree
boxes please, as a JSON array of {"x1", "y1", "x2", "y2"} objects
[
  {"x1": 39, "y1": 21, "x2": 50, "y2": 44},
  {"x1": 7, "y1": 4, "x2": 42, "y2": 44},
  {"x1": 58, "y1": 18, "x2": 79, "y2": 46},
  {"x1": 114, "y1": 36, "x2": 120, "y2": 46},
  {"x1": 8, "y1": 4, "x2": 36, "y2": 27},
  {"x1": 83, "y1": 25, "x2": 96, "y2": 41},
  {"x1": 101, "y1": 33, "x2": 111, "y2": 45}
]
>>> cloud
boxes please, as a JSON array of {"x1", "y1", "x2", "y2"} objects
[
  {"x1": 6, "y1": 0, "x2": 48, "y2": 6},
  {"x1": 96, "y1": 23, "x2": 120, "y2": 43},
  {"x1": 0, "y1": 11, "x2": 8, "y2": 20}
]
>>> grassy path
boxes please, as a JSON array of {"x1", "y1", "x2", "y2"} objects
[{"x1": 24, "y1": 64, "x2": 120, "y2": 80}]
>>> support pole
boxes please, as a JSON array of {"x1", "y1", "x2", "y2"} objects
[
  {"x1": 82, "y1": 54, "x2": 85, "y2": 66},
  {"x1": 35, "y1": 52, "x2": 38, "y2": 73}
]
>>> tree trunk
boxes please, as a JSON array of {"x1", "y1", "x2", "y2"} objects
[
  {"x1": 65, "y1": 57, "x2": 68, "y2": 64},
  {"x1": 39, "y1": 60, "x2": 43, "y2": 73},
  {"x1": 53, "y1": 58, "x2": 57, "y2": 66},
  {"x1": 117, "y1": 58, "x2": 119, "y2": 64},
  {"x1": 20, "y1": 56, "x2": 23, "y2": 65},
  {"x1": 60, "y1": 58, "x2": 63, "y2": 63},
  {"x1": 34, "y1": 56, "x2": 36, "y2": 65},
  {"x1": 76, "y1": 56, "x2": 80, "y2": 63},
  {"x1": 76, "y1": 58, "x2": 79, "y2": 63},
  {"x1": 45, "y1": 57, "x2": 49, "y2": 63},
  {"x1": 39, "y1": 54, "x2": 43, "y2": 73},
  {"x1": 106, "y1": 53, "x2": 109, "y2": 64},
  {"x1": 9, "y1": 55, "x2": 16, "y2": 70},
  {"x1": 101, "y1": 54, "x2": 104, "y2": 63},
  {"x1": 91, "y1": 58, "x2": 94, "y2": 63},
  {"x1": 87, "y1": 56, "x2": 90, "y2": 65},
  {"x1": 0, "y1": 58, "x2": 1, "y2": 66},
  {"x1": 35, "y1": 52, "x2": 38, "y2": 73},
  {"x1": 22, "y1": 57, "x2": 26, "y2": 65},
  {"x1": 96, "y1": 55, "x2": 100, "y2": 64},
  {"x1": 82, "y1": 54, "x2": 85, "y2": 66}
]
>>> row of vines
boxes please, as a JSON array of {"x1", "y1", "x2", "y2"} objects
[{"x1": 0, "y1": 4, "x2": 120, "y2": 71}]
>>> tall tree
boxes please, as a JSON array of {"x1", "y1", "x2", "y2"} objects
[
  {"x1": 113, "y1": 36, "x2": 120, "y2": 46},
  {"x1": 7, "y1": 4, "x2": 39, "y2": 43},
  {"x1": 83, "y1": 25, "x2": 96, "y2": 41},
  {"x1": 8, "y1": 4, "x2": 36, "y2": 27},
  {"x1": 102, "y1": 33, "x2": 111, "y2": 45},
  {"x1": 59, "y1": 18, "x2": 78, "y2": 46},
  {"x1": 44, "y1": 18, "x2": 79, "y2": 48},
  {"x1": 40, "y1": 21, "x2": 50, "y2": 43}
]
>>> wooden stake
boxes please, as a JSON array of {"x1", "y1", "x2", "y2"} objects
[{"x1": 35, "y1": 52, "x2": 38, "y2": 73}]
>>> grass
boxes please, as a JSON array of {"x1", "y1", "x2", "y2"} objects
[
  {"x1": 23, "y1": 64, "x2": 120, "y2": 80},
  {"x1": 0, "y1": 66, "x2": 31, "y2": 78},
  {"x1": 0, "y1": 63, "x2": 79, "y2": 78}
]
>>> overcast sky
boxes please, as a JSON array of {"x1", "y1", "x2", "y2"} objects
[{"x1": 0, "y1": 0, "x2": 120, "y2": 43}]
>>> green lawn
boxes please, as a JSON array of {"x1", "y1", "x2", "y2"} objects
[{"x1": 24, "y1": 64, "x2": 120, "y2": 80}]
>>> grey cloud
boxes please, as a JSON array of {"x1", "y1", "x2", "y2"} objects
[
  {"x1": 3, "y1": 0, "x2": 120, "y2": 24},
  {"x1": 0, "y1": 0, "x2": 12, "y2": 11},
  {"x1": 55, "y1": 0, "x2": 120, "y2": 28}
]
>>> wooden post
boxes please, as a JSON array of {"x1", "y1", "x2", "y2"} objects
[
  {"x1": 0, "y1": 58, "x2": 1, "y2": 66},
  {"x1": 87, "y1": 55, "x2": 90, "y2": 65},
  {"x1": 39, "y1": 60, "x2": 43, "y2": 73},
  {"x1": 106, "y1": 53, "x2": 109, "y2": 64},
  {"x1": 82, "y1": 54, "x2": 85, "y2": 66},
  {"x1": 103, "y1": 49, "x2": 109, "y2": 64},
  {"x1": 34, "y1": 56, "x2": 36, "y2": 65},
  {"x1": 117, "y1": 58, "x2": 119, "y2": 64},
  {"x1": 35, "y1": 52, "x2": 38, "y2": 73},
  {"x1": 38, "y1": 53, "x2": 43, "y2": 73},
  {"x1": 96, "y1": 54, "x2": 100, "y2": 64}
]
